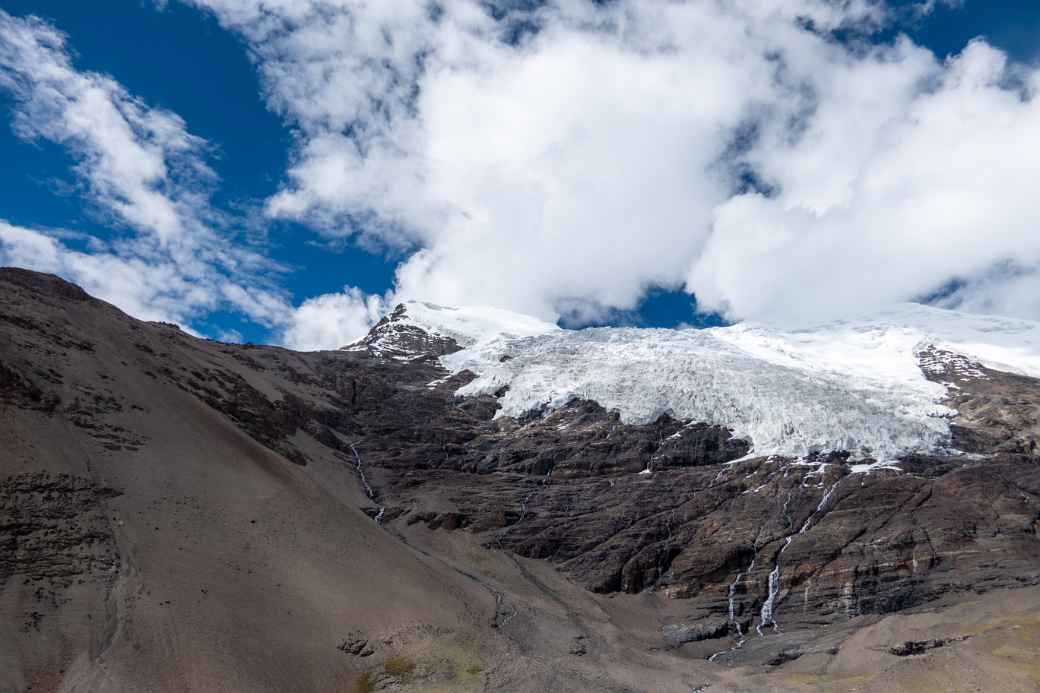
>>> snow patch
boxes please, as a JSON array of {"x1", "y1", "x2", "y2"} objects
[{"x1": 849, "y1": 460, "x2": 903, "y2": 474}]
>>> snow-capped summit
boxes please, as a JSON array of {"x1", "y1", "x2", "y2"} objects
[
  {"x1": 351, "y1": 300, "x2": 1040, "y2": 462},
  {"x1": 389, "y1": 300, "x2": 560, "y2": 347},
  {"x1": 343, "y1": 300, "x2": 559, "y2": 360}
]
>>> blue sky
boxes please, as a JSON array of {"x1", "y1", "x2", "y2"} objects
[
  {"x1": 2, "y1": 1, "x2": 1040, "y2": 347},
  {"x1": 0, "y1": 0, "x2": 395, "y2": 342}
]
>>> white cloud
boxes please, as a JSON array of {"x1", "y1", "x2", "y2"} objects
[
  {"x1": 0, "y1": 220, "x2": 216, "y2": 324},
  {"x1": 913, "y1": 0, "x2": 964, "y2": 18},
  {"x1": 8, "y1": 1, "x2": 1040, "y2": 351},
  {"x1": 179, "y1": 0, "x2": 1040, "y2": 328},
  {"x1": 183, "y1": 1, "x2": 852, "y2": 320},
  {"x1": 688, "y1": 39, "x2": 1040, "y2": 324},
  {"x1": 280, "y1": 288, "x2": 384, "y2": 350}
]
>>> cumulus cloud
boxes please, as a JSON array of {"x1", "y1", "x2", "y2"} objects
[
  {"x1": 281, "y1": 288, "x2": 384, "y2": 350},
  {"x1": 688, "y1": 39, "x2": 1040, "y2": 323},
  {"x1": 176, "y1": 0, "x2": 1040, "y2": 327}
]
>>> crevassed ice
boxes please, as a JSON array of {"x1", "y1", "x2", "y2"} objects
[
  {"x1": 410, "y1": 302, "x2": 1040, "y2": 461},
  {"x1": 444, "y1": 327, "x2": 952, "y2": 460}
]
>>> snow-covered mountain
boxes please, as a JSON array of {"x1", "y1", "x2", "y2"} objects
[
  {"x1": 352, "y1": 300, "x2": 1040, "y2": 462},
  {"x1": 7, "y1": 269, "x2": 1040, "y2": 689}
]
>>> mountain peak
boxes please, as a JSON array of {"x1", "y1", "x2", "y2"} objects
[{"x1": 344, "y1": 300, "x2": 559, "y2": 360}]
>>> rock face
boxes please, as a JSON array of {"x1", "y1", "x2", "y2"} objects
[
  {"x1": 663, "y1": 620, "x2": 731, "y2": 647},
  {"x1": 0, "y1": 473, "x2": 121, "y2": 609},
  {"x1": 344, "y1": 303, "x2": 464, "y2": 361},
  {"x1": 919, "y1": 345, "x2": 1040, "y2": 455},
  {"x1": 2, "y1": 267, "x2": 1040, "y2": 692}
]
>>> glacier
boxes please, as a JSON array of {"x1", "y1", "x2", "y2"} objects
[{"x1": 368, "y1": 301, "x2": 1040, "y2": 461}]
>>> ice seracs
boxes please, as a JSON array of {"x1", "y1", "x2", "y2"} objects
[
  {"x1": 444, "y1": 321, "x2": 952, "y2": 461},
  {"x1": 356, "y1": 301, "x2": 1040, "y2": 461}
]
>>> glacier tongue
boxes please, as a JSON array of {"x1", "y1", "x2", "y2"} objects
[{"x1": 394, "y1": 301, "x2": 1040, "y2": 460}]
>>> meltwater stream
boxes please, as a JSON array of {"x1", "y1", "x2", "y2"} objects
[
  {"x1": 758, "y1": 479, "x2": 844, "y2": 635},
  {"x1": 350, "y1": 443, "x2": 385, "y2": 524}
]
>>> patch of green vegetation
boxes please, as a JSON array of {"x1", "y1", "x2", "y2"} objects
[
  {"x1": 352, "y1": 672, "x2": 375, "y2": 693},
  {"x1": 384, "y1": 656, "x2": 417, "y2": 682},
  {"x1": 465, "y1": 665, "x2": 483, "y2": 676}
]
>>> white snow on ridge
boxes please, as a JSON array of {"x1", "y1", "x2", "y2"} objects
[
  {"x1": 392, "y1": 301, "x2": 560, "y2": 347},
  {"x1": 716, "y1": 304, "x2": 1040, "y2": 382},
  {"x1": 397, "y1": 301, "x2": 1040, "y2": 461}
]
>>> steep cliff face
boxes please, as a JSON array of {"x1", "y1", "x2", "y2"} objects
[{"x1": 2, "y1": 267, "x2": 1039, "y2": 693}]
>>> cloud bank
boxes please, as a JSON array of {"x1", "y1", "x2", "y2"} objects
[
  {"x1": 180, "y1": 0, "x2": 1040, "y2": 329},
  {"x1": 5, "y1": 1, "x2": 1040, "y2": 349}
]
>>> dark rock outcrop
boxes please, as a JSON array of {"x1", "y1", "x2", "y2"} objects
[
  {"x1": 889, "y1": 636, "x2": 970, "y2": 656},
  {"x1": 662, "y1": 620, "x2": 731, "y2": 647},
  {"x1": 0, "y1": 473, "x2": 121, "y2": 588}
]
